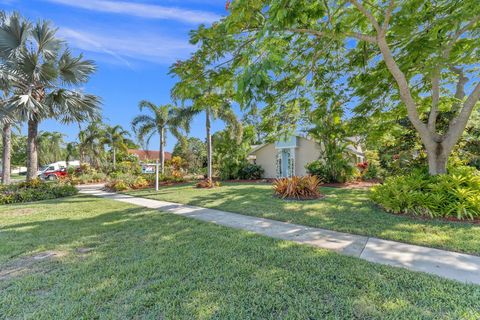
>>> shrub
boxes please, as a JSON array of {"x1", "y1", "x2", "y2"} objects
[
  {"x1": 0, "y1": 180, "x2": 78, "y2": 205},
  {"x1": 306, "y1": 160, "x2": 356, "y2": 183},
  {"x1": 238, "y1": 164, "x2": 264, "y2": 180},
  {"x1": 131, "y1": 176, "x2": 149, "y2": 189},
  {"x1": 106, "y1": 180, "x2": 129, "y2": 192},
  {"x1": 273, "y1": 176, "x2": 322, "y2": 200},
  {"x1": 196, "y1": 179, "x2": 220, "y2": 189},
  {"x1": 370, "y1": 166, "x2": 480, "y2": 220}
]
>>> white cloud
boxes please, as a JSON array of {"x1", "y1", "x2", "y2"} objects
[
  {"x1": 46, "y1": 0, "x2": 221, "y2": 24},
  {"x1": 57, "y1": 27, "x2": 194, "y2": 67}
]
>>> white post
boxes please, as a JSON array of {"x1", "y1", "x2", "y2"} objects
[{"x1": 155, "y1": 160, "x2": 159, "y2": 191}]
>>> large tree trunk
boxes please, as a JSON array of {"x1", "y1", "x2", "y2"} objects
[
  {"x1": 2, "y1": 124, "x2": 12, "y2": 185},
  {"x1": 425, "y1": 142, "x2": 449, "y2": 175},
  {"x1": 159, "y1": 127, "x2": 165, "y2": 174},
  {"x1": 26, "y1": 119, "x2": 39, "y2": 181},
  {"x1": 206, "y1": 109, "x2": 212, "y2": 180}
]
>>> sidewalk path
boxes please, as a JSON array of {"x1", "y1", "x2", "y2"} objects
[{"x1": 78, "y1": 184, "x2": 480, "y2": 285}]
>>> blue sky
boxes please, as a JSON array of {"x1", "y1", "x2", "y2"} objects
[{"x1": 1, "y1": 0, "x2": 229, "y2": 152}]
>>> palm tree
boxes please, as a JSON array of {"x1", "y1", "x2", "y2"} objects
[
  {"x1": 37, "y1": 131, "x2": 65, "y2": 165},
  {"x1": 170, "y1": 55, "x2": 241, "y2": 181},
  {"x1": 178, "y1": 103, "x2": 241, "y2": 180},
  {"x1": 0, "y1": 86, "x2": 12, "y2": 184},
  {"x1": 78, "y1": 121, "x2": 105, "y2": 168},
  {"x1": 0, "y1": 12, "x2": 14, "y2": 184},
  {"x1": 65, "y1": 142, "x2": 78, "y2": 167},
  {"x1": 0, "y1": 12, "x2": 101, "y2": 180},
  {"x1": 103, "y1": 125, "x2": 129, "y2": 170},
  {"x1": 131, "y1": 101, "x2": 188, "y2": 173}
]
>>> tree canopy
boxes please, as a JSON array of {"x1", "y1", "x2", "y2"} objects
[{"x1": 175, "y1": 0, "x2": 480, "y2": 175}]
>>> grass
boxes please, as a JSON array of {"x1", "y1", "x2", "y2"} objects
[
  {"x1": 126, "y1": 182, "x2": 480, "y2": 255},
  {"x1": 0, "y1": 195, "x2": 479, "y2": 319}
]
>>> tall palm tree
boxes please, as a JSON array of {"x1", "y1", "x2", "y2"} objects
[
  {"x1": 103, "y1": 125, "x2": 129, "y2": 170},
  {"x1": 177, "y1": 102, "x2": 241, "y2": 180},
  {"x1": 0, "y1": 12, "x2": 14, "y2": 184},
  {"x1": 170, "y1": 55, "x2": 241, "y2": 181},
  {"x1": 0, "y1": 86, "x2": 12, "y2": 184},
  {"x1": 131, "y1": 101, "x2": 188, "y2": 173},
  {"x1": 0, "y1": 12, "x2": 101, "y2": 180}
]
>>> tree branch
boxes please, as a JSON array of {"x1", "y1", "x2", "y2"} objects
[
  {"x1": 443, "y1": 16, "x2": 480, "y2": 60},
  {"x1": 444, "y1": 80, "x2": 480, "y2": 151},
  {"x1": 449, "y1": 65, "x2": 468, "y2": 103},
  {"x1": 428, "y1": 70, "x2": 440, "y2": 132},
  {"x1": 382, "y1": 0, "x2": 396, "y2": 31},
  {"x1": 287, "y1": 28, "x2": 377, "y2": 43},
  {"x1": 348, "y1": 0, "x2": 381, "y2": 32}
]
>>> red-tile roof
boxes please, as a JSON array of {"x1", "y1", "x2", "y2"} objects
[{"x1": 128, "y1": 149, "x2": 172, "y2": 161}]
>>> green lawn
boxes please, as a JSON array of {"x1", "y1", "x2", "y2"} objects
[
  {"x1": 0, "y1": 196, "x2": 479, "y2": 319},
  {"x1": 126, "y1": 182, "x2": 480, "y2": 255}
]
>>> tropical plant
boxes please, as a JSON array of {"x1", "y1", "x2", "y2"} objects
[
  {"x1": 181, "y1": 0, "x2": 480, "y2": 176},
  {"x1": 273, "y1": 176, "x2": 322, "y2": 200},
  {"x1": 131, "y1": 101, "x2": 188, "y2": 174},
  {"x1": 371, "y1": 166, "x2": 480, "y2": 220},
  {"x1": 103, "y1": 125, "x2": 130, "y2": 170},
  {"x1": 213, "y1": 125, "x2": 255, "y2": 180},
  {"x1": 0, "y1": 13, "x2": 14, "y2": 184},
  {"x1": 171, "y1": 57, "x2": 242, "y2": 181},
  {"x1": 238, "y1": 163, "x2": 264, "y2": 180},
  {"x1": 37, "y1": 131, "x2": 65, "y2": 165},
  {"x1": 0, "y1": 12, "x2": 100, "y2": 180},
  {"x1": 65, "y1": 142, "x2": 78, "y2": 167},
  {"x1": 172, "y1": 137, "x2": 206, "y2": 174},
  {"x1": 78, "y1": 121, "x2": 105, "y2": 168},
  {"x1": 307, "y1": 101, "x2": 356, "y2": 183}
]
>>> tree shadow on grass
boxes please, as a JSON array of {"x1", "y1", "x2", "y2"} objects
[
  {"x1": 0, "y1": 196, "x2": 479, "y2": 319},
  {"x1": 127, "y1": 184, "x2": 480, "y2": 255}
]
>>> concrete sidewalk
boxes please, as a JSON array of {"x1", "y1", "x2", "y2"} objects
[{"x1": 78, "y1": 184, "x2": 480, "y2": 285}]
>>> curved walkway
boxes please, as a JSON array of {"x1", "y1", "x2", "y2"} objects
[{"x1": 78, "y1": 184, "x2": 480, "y2": 285}]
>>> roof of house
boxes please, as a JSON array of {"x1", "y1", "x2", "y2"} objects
[{"x1": 128, "y1": 149, "x2": 172, "y2": 161}]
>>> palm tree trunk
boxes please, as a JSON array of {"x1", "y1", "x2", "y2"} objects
[
  {"x1": 112, "y1": 147, "x2": 116, "y2": 170},
  {"x1": 27, "y1": 119, "x2": 39, "y2": 181},
  {"x1": 159, "y1": 127, "x2": 165, "y2": 174},
  {"x1": 2, "y1": 123, "x2": 12, "y2": 185},
  {"x1": 206, "y1": 109, "x2": 212, "y2": 180}
]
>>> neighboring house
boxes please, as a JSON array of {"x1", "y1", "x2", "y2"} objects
[
  {"x1": 128, "y1": 149, "x2": 172, "y2": 162},
  {"x1": 248, "y1": 135, "x2": 364, "y2": 179}
]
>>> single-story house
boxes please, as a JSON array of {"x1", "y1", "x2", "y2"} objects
[
  {"x1": 248, "y1": 135, "x2": 364, "y2": 179},
  {"x1": 128, "y1": 149, "x2": 172, "y2": 162}
]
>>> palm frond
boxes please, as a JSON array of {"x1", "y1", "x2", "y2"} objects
[
  {"x1": 138, "y1": 100, "x2": 159, "y2": 114},
  {"x1": 131, "y1": 114, "x2": 156, "y2": 133},
  {"x1": 135, "y1": 122, "x2": 156, "y2": 147},
  {"x1": 58, "y1": 50, "x2": 96, "y2": 85},
  {"x1": 45, "y1": 89, "x2": 101, "y2": 123},
  {"x1": 31, "y1": 20, "x2": 61, "y2": 60},
  {"x1": 0, "y1": 12, "x2": 30, "y2": 57}
]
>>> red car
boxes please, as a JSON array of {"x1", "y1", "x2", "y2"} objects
[{"x1": 40, "y1": 167, "x2": 68, "y2": 180}]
